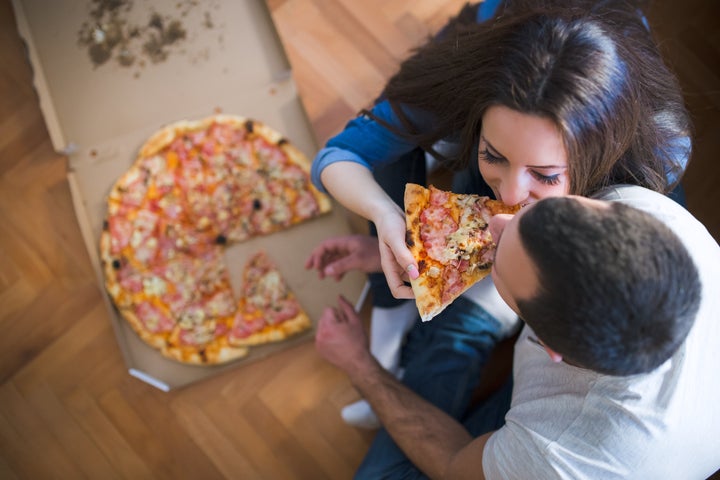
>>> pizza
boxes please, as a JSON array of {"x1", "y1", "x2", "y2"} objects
[
  {"x1": 100, "y1": 114, "x2": 331, "y2": 365},
  {"x1": 228, "y1": 251, "x2": 311, "y2": 347},
  {"x1": 404, "y1": 183, "x2": 520, "y2": 322}
]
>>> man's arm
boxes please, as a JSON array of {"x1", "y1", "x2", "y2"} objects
[{"x1": 315, "y1": 295, "x2": 494, "y2": 480}]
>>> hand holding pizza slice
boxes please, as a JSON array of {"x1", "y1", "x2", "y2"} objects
[{"x1": 404, "y1": 183, "x2": 520, "y2": 322}]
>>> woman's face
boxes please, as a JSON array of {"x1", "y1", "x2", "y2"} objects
[{"x1": 478, "y1": 105, "x2": 570, "y2": 206}]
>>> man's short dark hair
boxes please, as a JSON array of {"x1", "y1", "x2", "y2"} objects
[{"x1": 516, "y1": 197, "x2": 701, "y2": 375}]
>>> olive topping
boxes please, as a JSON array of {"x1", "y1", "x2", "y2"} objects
[
  {"x1": 112, "y1": 259, "x2": 121, "y2": 270},
  {"x1": 244, "y1": 119, "x2": 254, "y2": 133},
  {"x1": 215, "y1": 234, "x2": 228, "y2": 245},
  {"x1": 253, "y1": 199, "x2": 262, "y2": 210}
]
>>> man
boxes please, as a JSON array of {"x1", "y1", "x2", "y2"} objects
[{"x1": 315, "y1": 185, "x2": 720, "y2": 479}]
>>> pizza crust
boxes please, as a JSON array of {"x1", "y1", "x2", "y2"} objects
[
  {"x1": 228, "y1": 313, "x2": 312, "y2": 347},
  {"x1": 162, "y1": 340, "x2": 249, "y2": 365},
  {"x1": 404, "y1": 184, "x2": 440, "y2": 320}
]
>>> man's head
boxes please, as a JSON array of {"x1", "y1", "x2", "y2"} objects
[{"x1": 490, "y1": 196, "x2": 701, "y2": 376}]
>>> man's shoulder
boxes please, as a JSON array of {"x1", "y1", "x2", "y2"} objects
[
  {"x1": 593, "y1": 184, "x2": 678, "y2": 211},
  {"x1": 593, "y1": 185, "x2": 713, "y2": 250}
]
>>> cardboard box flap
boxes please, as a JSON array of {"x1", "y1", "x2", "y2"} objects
[{"x1": 13, "y1": 0, "x2": 292, "y2": 153}]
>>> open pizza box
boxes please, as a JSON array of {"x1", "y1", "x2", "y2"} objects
[{"x1": 13, "y1": 0, "x2": 368, "y2": 391}]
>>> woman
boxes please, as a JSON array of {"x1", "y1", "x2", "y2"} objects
[{"x1": 306, "y1": 1, "x2": 692, "y2": 475}]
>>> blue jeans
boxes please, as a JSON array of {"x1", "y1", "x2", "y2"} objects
[{"x1": 355, "y1": 298, "x2": 513, "y2": 479}]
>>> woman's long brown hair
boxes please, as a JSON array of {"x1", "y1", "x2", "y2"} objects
[{"x1": 365, "y1": 0, "x2": 691, "y2": 196}]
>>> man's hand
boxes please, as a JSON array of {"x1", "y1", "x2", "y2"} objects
[
  {"x1": 305, "y1": 235, "x2": 382, "y2": 281},
  {"x1": 315, "y1": 295, "x2": 376, "y2": 377},
  {"x1": 315, "y1": 298, "x2": 489, "y2": 480}
]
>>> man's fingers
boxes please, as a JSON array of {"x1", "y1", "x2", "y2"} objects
[
  {"x1": 336, "y1": 295, "x2": 361, "y2": 324},
  {"x1": 304, "y1": 252, "x2": 318, "y2": 270},
  {"x1": 324, "y1": 256, "x2": 356, "y2": 279},
  {"x1": 338, "y1": 294, "x2": 355, "y2": 313}
]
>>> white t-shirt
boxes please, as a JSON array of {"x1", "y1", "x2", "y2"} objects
[{"x1": 483, "y1": 185, "x2": 720, "y2": 479}]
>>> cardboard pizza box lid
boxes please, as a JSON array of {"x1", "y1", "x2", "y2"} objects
[
  {"x1": 14, "y1": 0, "x2": 368, "y2": 390},
  {"x1": 12, "y1": 0, "x2": 293, "y2": 155}
]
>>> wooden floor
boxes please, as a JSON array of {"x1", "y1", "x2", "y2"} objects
[{"x1": 1, "y1": 0, "x2": 718, "y2": 479}]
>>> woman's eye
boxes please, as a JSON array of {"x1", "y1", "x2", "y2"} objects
[
  {"x1": 532, "y1": 171, "x2": 562, "y2": 186},
  {"x1": 480, "y1": 148, "x2": 504, "y2": 164}
]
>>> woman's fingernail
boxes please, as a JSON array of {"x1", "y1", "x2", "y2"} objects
[{"x1": 406, "y1": 264, "x2": 419, "y2": 280}]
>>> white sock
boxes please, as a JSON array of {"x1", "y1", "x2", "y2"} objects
[
  {"x1": 369, "y1": 301, "x2": 418, "y2": 377},
  {"x1": 341, "y1": 399, "x2": 380, "y2": 429}
]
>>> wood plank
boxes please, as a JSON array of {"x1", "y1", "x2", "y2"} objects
[
  {"x1": 0, "y1": 382, "x2": 85, "y2": 478},
  {"x1": 240, "y1": 395, "x2": 330, "y2": 479},
  {"x1": 202, "y1": 395, "x2": 301, "y2": 480},
  {"x1": 10, "y1": 297, "x2": 112, "y2": 388},
  {"x1": 63, "y1": 387, "x2": 155, "y2": 478},
  {"x1": 172, "y1": 396, "x2": 262, "y2": 479},
  {"x1": 19, "y1": 381, "x2": 121, "y2": 479},
  {"x1": 116, "y1": 384, "x2": 226, "y2": 479}
]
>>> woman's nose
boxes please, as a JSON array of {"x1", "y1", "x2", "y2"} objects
[{"x1": 497, "y1": 183, "x2": 528, "y2": 207}]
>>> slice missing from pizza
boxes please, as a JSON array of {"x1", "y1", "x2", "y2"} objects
[{"x1": 404, "y1": 183, "x2": 520, "y2": 322}]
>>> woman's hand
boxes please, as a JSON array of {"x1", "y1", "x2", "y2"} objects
[
  {"x1": 320, "y1": 161, "x2": 418, "y2": 298},
  {"x1": 305, "y1": 234, "x2": 382, "y2": 281},
  {"x1": 374, "y1": 209, "x2": 419, "y2": 299}
]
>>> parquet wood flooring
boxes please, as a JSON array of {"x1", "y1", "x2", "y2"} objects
[{"x1": 1, "y1": 0, "x2": 718, "y2": 479}]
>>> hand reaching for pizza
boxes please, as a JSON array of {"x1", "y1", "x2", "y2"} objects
[
  {"x1": 374, "y1": 209, "x2": 419, "y2": 300},
  {"x1": 305, "y1": 235, "x2": 383, "y2": 281},
  {"x1": 315, "y1": 295, "x2": 375, "y2": 377}
]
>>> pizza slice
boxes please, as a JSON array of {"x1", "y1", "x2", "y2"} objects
[
  {"x1": 404, "y1": 183, "x2": 520, "y2": 322},
  {"x1": 228, "y1": 251, "x2": 312, "y2": 346},
  {"x1": 161, "y1": 248, "x2": 249, "y2": 365}
]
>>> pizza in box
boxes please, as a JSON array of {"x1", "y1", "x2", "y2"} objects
[{"x1": 99, "y1": 115, "x2": 331, "y2": 365}]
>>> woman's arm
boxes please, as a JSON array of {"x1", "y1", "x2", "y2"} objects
[
  {"x1": 320, "y1": 161, "x2": 419, "y2": 298},
  {"x1": 312, "y1": 100, "x2": 429, "y2": 298}
]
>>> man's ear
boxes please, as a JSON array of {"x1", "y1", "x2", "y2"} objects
[{"x1": 543, "y1": 345, "x2": 563, "y2": 363}]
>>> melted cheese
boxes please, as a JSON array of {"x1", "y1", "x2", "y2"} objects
[{"x1": 142, "y1": 275, "x2": 167, "y2": 297}]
